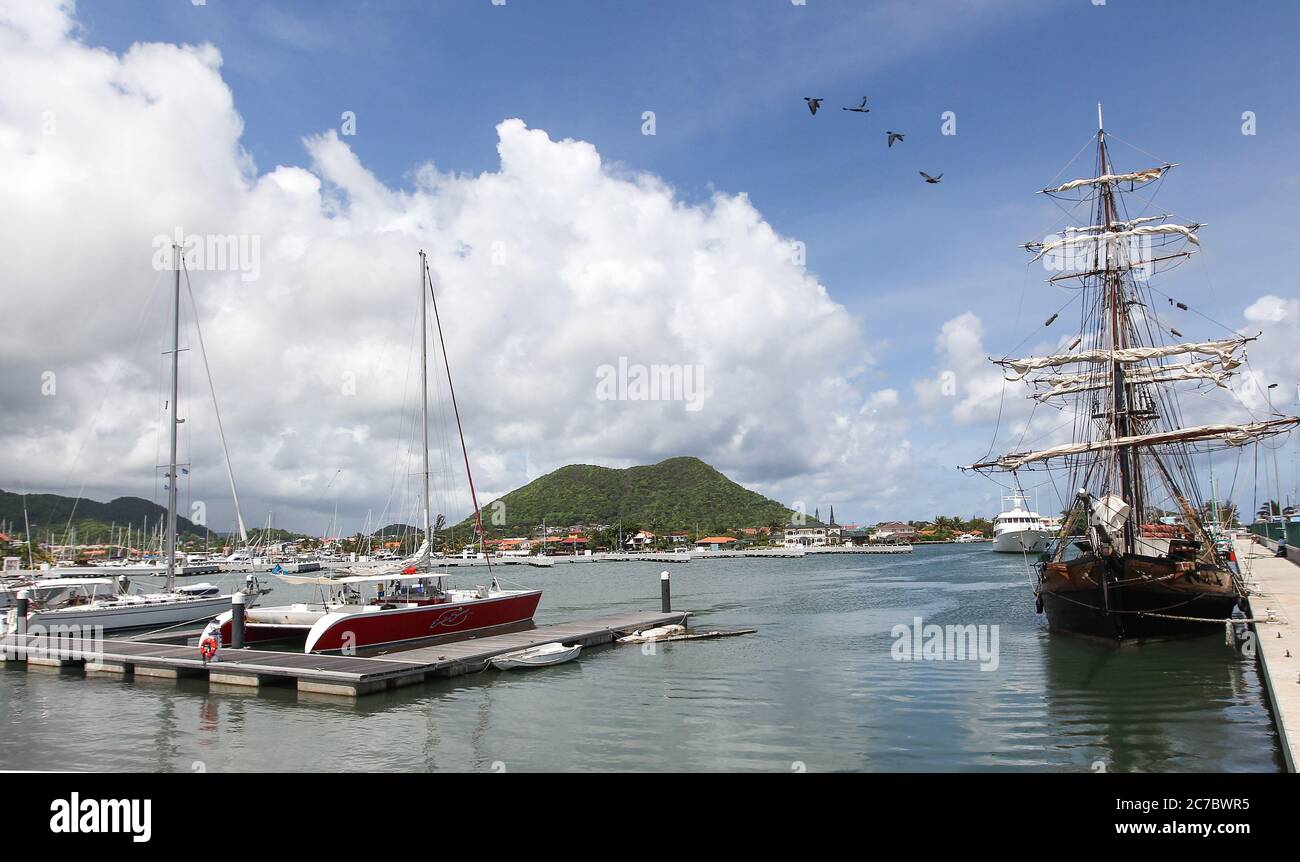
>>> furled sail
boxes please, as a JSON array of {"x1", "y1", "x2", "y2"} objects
[
  {"x1": 1028, "y1": 360, "x2": 1239, "y2": 400},
  {"x1": 997, "y1": 336, "x2": 1254, "y2": 380},
  {"x1": 1025, "y1": 223, "x2": 1201, "y2": 262},
  {"x1": 1062, "y1": 214, "x2": 1168, "y2": 234},
  {"x1": 966, "y1": 418, "x2": 1300, "y2": 471},
  {"x1": 1039, "y1": 164, "x2": 1175, "y2": 194}
]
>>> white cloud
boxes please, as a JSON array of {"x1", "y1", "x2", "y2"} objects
[
  {"x1": 1233, "y1": 295, "x2": 1300, "y2": 416},
  {"x1": 0, "y1": 1, "x2": 913, "y2": 531},
  {"x1": 912, "y1": 311, "x2": 1012, "y2": 426}
]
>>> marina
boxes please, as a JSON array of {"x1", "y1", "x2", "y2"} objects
[
  {"x1": 0, "y1": 546, "x2": 1283, "y2": 772},
  {"x1": 3, "y1": 0, "x2": 1300, "y2": 805}
]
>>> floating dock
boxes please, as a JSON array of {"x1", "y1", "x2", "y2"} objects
[
  {"x1": 1237, "y1": 535, "x2": 1300, "y2": 773},
  {"x1": 1, "y1": 609, "x2": 689, "y2": 699},
  {"x1": 691, "y1": 548, "x2": 806, "y2": 559},
  {"x1": 803, "y1": 545, "x2": 912, "y2": 555}
]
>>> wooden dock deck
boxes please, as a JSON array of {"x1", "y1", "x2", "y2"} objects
[
  {"x1": 1237, "y1": 536, "x2": 1300, "y2": 773},
  {"x1": 1, "y1": 609, "x2": 689, "y2": 698}
]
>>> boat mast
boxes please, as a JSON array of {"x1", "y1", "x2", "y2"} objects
[
  {"x1": 1096, "y1": 106, "x2": 1138, "y2": 553},
  {"x1": 419, "y1": 250, "x2": 433, "y2": 557},
  {"x1": 166, "y1": 242, "x2": 181, "y2": 591},
  {"x1": 422, "y1": 253, "x2": 491, "y2": 571},
  {"x1": 22, "y1": 492, "x2": 33, "y2": 569}
]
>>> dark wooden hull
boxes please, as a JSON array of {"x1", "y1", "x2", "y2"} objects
[{"x1": 1038, "y1": 552, "x2": 1241, "y2": 643}]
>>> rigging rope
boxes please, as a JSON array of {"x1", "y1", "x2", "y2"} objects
[{"x1": 424, "y1": 260, "x2": 491, "y2": 575}]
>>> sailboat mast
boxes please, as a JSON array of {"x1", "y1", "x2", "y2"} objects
[
  {"x1": 22, "y1": 492, "x2": 33, "y2": 569},
  {"x1": 166, "y1": 242, "x2": 181, "y2": 591},
  {"x1": 418, "y1": 250, "x2": 433, "y2": 550}
]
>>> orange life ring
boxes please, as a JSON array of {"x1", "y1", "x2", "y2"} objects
[{"x1": 200, "y1": 636, "x2": 220, "y2": 661}]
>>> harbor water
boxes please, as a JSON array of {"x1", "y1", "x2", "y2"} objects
[{"x1": 0, "y1": 544, "x2": 1282, "y2": 772}]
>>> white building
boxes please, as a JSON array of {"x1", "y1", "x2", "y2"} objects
[{"x1": 784, "y1": 526, "x2": 842, "y2": 547}]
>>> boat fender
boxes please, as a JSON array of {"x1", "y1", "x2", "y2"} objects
[{"x1": 1035, "y1": 593, "x2": 1044, "y2": 614}]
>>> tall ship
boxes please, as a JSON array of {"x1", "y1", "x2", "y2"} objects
[{"x1": 965, "y1": 107, "x2": 1298, "y2": 642}]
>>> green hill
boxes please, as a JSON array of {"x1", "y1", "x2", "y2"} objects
[
  {"x1": 0, "y1": 488, "x2": 215, "y2": 544},
  {"x1": 462, "y1": 457, "x2": 797, "y2": 533}
]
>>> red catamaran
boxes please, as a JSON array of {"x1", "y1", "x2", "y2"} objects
[{"x1": 218, "y1": 251, "x2": 541, "y2": 654}]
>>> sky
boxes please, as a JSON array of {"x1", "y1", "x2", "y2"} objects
[{"x1": 1, "y1": 0, "x2": 1298, "y2": 536}]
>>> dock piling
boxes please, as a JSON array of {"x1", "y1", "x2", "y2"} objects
[
  {"x1": 230, "y1": 592, "x2": 246, "y2": 649},
  {"x1": 660, "y1": 571, "x2": 671, "y2": 612},
  {"x1": 15, "y1": 590, "x2": 29, "y2": 635}
]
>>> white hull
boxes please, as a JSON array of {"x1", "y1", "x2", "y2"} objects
[
  {"x1": 490, "y1": 642, "x2": 581, "y2": 669},
  {"x1": 990, "y1": 529, "x2": 1049, "y2": 553},
  {"x1": 0, "y1": 583, "x2": 27, "y2": 610},
  {"x1": 15, "y1": 593, "x2": 238, "y2": 632}
]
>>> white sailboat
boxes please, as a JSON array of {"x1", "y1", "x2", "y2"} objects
[{"x1": 1, "y1": 243, "x2": 263, "y2": 636}]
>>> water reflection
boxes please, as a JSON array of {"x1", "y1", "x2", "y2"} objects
[{"x1": 1037, "y1": 631, "x2": 1282, "y2": 772}]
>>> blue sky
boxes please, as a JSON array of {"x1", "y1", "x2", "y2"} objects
[
  {"x1": 75, "y1": 0, "x2": 1300, "y2": 357},
  {"x1": 9, "y1": 0, "x2": 1299, "y2": 529}
]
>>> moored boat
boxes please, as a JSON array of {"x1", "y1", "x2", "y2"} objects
[
  {"x1": 218, "y1": 572, "x2": 541, "y2": 653},
  {"x1": 228, "y1": 251, "x2": 542, "y2": 654},
  {"x1": 3, "y1": 244, "x2": 264, "y2": 634},
  {"x1": 489, "y1": 641, "x2": 581, "y2": 670},
  {"x1": 964, "y1": 107, "x2": 1298, "y2": 642},
  {"x1": 990, "y1": 493, "x2": 1050, "y2": 554}
]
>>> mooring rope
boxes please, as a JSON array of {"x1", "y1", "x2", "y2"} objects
[{"x1": 1130, "y1": 609, "x2": 1276, "y2": 625}]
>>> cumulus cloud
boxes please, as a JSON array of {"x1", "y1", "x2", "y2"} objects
[
  {"x1": 912, "y1": 312, "x2": 1008, "y2": 426},
  {"x1": 0, "y1": 0, "x2": 911, "y2": 531},
  {"x1": 1235, "y1": 295, "x2": 1300, "y2": 415}
]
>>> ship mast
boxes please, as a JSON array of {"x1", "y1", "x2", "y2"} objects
[{"x1": 1096, "y1": 105, "x2": 1139, "y2": 553}]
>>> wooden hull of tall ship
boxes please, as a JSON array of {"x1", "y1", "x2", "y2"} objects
[{"x1": 1038, "y1": 553, "x2": 1240, "y2": 642}]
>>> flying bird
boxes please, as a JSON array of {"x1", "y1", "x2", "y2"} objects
[
  {"x1": 843, "y1": 96, "x2": 870, "y2": 113},
  {"x1": 804, "y1": 97, "x2": 824, "y2": 115},
  {"x1": 887, "y1": 131, "x2": 905, "y2": 147},
  {"x1": 919, "y1": 171, "x2": 943, "y2": 184}
]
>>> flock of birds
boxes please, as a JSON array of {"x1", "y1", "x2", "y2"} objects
[{"x1": 803, "y1": 96, "x2": 941, "y2": 184}]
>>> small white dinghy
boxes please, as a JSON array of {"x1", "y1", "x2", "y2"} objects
[{"x1": 489, "y1": 641, "x2": 582, "y2": 670}]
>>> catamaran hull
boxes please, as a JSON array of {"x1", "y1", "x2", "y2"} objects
[
  {"x1": 220, "y1": 590, "x2": 544, "y2": 654},
  {"x1": 305, "y1": 590, "x2": 543, "y2": 654},
  {"x1": 1038, "y1": 554, "x2": 1240, "y2": 642}
]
